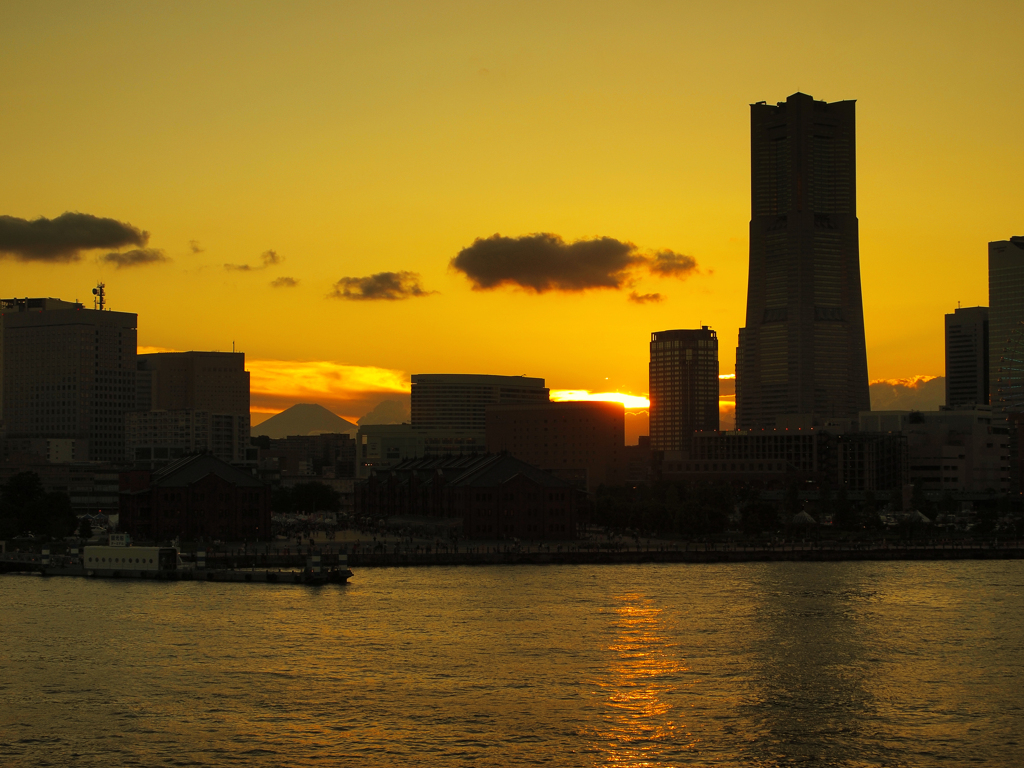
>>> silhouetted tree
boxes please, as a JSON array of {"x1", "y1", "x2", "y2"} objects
[{"x1": 0, "y1": 472, "x2": 75, "y2": 540}]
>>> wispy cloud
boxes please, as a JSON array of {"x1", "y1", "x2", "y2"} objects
[
  {"x1": 647, "y1": 250, "x2": 698, "y2": 277},
  {"x1": 225, "y1": 249, "x2": 282, "y2": 271},
  {"x1": 270, "y1": 276, "x2": 298, "y2": 288},
  {"x1": 189, "y1": 240, "x2": 204, "y2": 254},
  {"x1": 0, "y1": 212, "x2": 148, "y2": 262},
  {"x1": 100, "y1": 247, "x2": 169, "y2": 269},
  {"x1": 628, "y1": 291, "x2": 662, "y2": 304},
  {"x1": 329, "y1": 271, "x2": 434, "y2": 301}
]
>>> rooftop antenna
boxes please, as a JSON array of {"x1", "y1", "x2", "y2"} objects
[{"x1": 92, "y1": 282, "x2": 106, "y2": 311}]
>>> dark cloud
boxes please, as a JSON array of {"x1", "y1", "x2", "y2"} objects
[
  {"x1": 451, "y1": 233, "x2": 643, "y2": 292},
  {"x1": 270, "y1": 276, "x2": 299, "y2": 288},
  {"x1": 451, "y1": 233, "x2": 700, "y2": 294},
  {"x1": 0, "y1": 212, "x2": 148, "y2": 262},
  {"x1": 189, "y1": 240, "x2": 204, "y2": 254},
  {"x1": 100, "y1": 248, "x2": 169, "y2": 269},
  {"x1": 329, "y1": 271, "x2": 433, "y2": 301},
  {"x1": 629, "y1": 291, "x2": 663, "y2": 304},
  {"x1": 647, "y1": 250, "x2": 698, "y2": 277},
  {"x1": 225, "y1": 249, "x2": 283, "y2": 271}
]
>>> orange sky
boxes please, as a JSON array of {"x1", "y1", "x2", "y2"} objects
[{"x1": 2, "y1": 1, "x2": 1021, "y2": 432}]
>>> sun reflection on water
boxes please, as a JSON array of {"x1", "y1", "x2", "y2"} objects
[{"x1": 589, "y1": 592, "x2": 697, "y2": 766}]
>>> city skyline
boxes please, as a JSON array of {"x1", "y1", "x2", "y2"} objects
[{"x1": 1, "y1": 2, "x2": 1021, "y2": 430}]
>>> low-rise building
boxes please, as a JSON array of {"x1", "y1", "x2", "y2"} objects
[
  {"x1": 355, "y1": 424, "x2": 485, "y2": 477},
  {"x1": 119, "y1": 454, "x2": 270, "y2": 541},
  {"x1": 657, "y1": 429, "x2": 908, "y2": 492},
  {"x1": 356, "y1": 454, "x2": 579, "y2": 539},
  {"x1": 860, "y1": 405, "x2": 1009, "y2": 493}
]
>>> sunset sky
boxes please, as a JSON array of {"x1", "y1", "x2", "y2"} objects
[{"x1": 2, "y1": 1, "x2": 1021, "y2": 434}]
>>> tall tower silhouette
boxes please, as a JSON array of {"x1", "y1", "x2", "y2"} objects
[{"x1": 736, "y1": 92, "x2": 870, "y2": 429}]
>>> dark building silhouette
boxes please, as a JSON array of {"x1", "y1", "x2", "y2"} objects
[
  {"x1": 736, "y1": 93, "x2": 870, "y2": 429},
  {"x1": 356, "y1": 453, "x2": 579, "y2": 539},
  {"x1": 0, "y1": 297, "x2": 137, "y2": 463},
  {"x1": 485, "y1": 400, "x2": 625, "y2": 492},
  {"x1": 411, "y1": 374, "x2": 549, "y2": 429},
  {"x1": 945, "y1": 306, "x2": 988, "y2": 407},
  {"x1": 657, "y1": 429, "x2": 906, "y2": 493},
  {"x1": 649, "y1": 328, "x2": 719, "y2": 451},
  {"x1": 989, "y1": 236, "x2": 1024, "y2": 416},
  {"x1": 119, "y1": 453, "x2": 270, "y2": 541},
  {"x1": 129, "y1": 351, "x2": 250, "y2": 465}
]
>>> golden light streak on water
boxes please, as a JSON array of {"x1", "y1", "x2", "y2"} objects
[{"x1": 590, "y1": 593, "x2": 696, "y2": 766}]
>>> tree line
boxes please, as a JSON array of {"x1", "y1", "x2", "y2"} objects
[{"x1": 0, "y1": 472, "x2": 77, "y2": 540}]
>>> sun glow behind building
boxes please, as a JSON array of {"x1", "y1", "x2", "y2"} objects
[{"x1": 553, "y1": 373, "x2": 739, "y2": 439}]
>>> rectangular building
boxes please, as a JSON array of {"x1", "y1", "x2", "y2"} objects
[
  {"x1": 411, "y1": 373, "x2": 549, "y2": 433},
  {"x1": 485, "y1": 400, "x2": 625, "y2": 493},
  {"x1": 945, "y1": 306, "x2": 988, "y2": 407},
  {"x1": 125, "y1": 410, "x2": 250, "y2": 467},
  {"x1": 658, "y1": 429, "x2": 907, "y2": 493},
  {"x1": 131, "y1": 351, "x2": 250, "y2": 464},
  {"x1": 0, "y1": 296, "x2": 137, "y2": 463},
  {"x1": 137, "y1": 351, "x2": 249, "y2": 414},
  {"x1": 860, "y1": 405, "x2": 1009, "y2": 493},
  {"x1": 989, "y1": 236, "x2": 1024, "y2": 416},
  {"x1": 649, "y1": 327, "x2": 719, "y2": 452}
]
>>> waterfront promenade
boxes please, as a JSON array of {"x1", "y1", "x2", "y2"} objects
[{"x1": 193, "y1": 540, "x2": 1024, "y2": 570}]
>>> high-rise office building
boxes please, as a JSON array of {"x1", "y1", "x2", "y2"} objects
[
  {"x1": 945, "y1": 306, "x2": 988, "y2": 407},
  {"x1": 128, "y1": 351, "x2": 250, "y2": 464},
  {"x1": 649, "y1": 327, "x2": 719, "y2": 452},
  {"x1": 735, "y1": 92, "x2": 870, "y2": 430},
  {"x1": 0, "y1": 297, "x2": 137, "y2": 462},
  {"x1": 988, "y1": 236, "x2": 1024, "y2": 416}
]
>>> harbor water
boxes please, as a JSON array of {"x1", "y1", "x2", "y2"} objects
[{"x1": 1, "y1": 561, "x2": 1022, "y2": 766}]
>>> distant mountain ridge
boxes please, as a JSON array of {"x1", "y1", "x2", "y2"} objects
[{"x1": 252, "y1": 403, "x2": 358, "y2": 438}]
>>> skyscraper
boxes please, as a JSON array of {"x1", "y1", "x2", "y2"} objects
[
  {"x1": 945, "y1": 306, "x2": 988, "y2": 407},
  {"x1": 736, "y1": 92, "x2": 870, "y2": 430},
  {"x1": 649, "y1": 327, "x2": 719, "y2": 452},
  {"x1": 0, "y1": 296, "x2": 137, "y2": 462},
  {"x1": 988, "y1": 236, "x2": 1024, "y2": 416}
]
